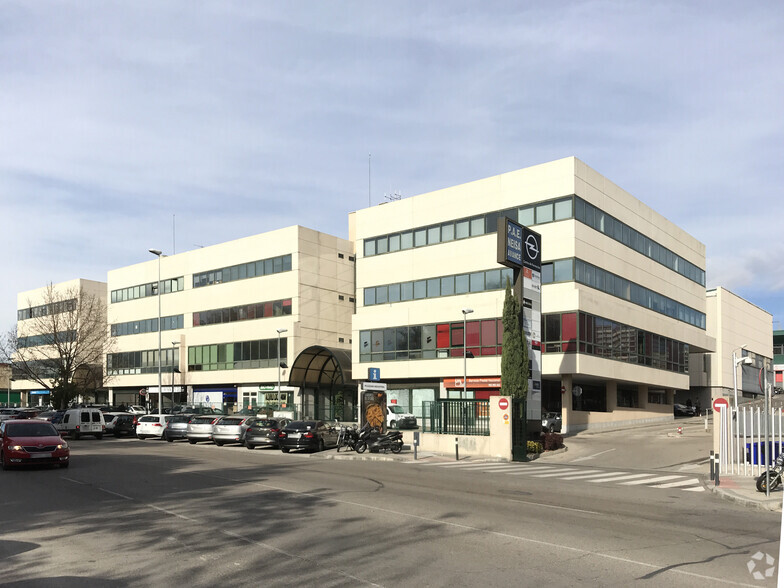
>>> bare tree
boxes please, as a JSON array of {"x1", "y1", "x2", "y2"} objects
[{"x1": 6, "y1": 284, "x2": 113, "y2": 409}]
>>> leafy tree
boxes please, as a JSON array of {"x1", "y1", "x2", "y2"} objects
[
  {"x1": 501, "y1": 277, "x2": 529, "y2": 399},
  {"x1": 5, "y1": 283, "x2": 112, "y2": 409}
]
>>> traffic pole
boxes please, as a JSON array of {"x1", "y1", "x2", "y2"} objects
[
  {"x1": 455, "y1": 436, "x2": 459, "y2": 461},
  {"x1": 709, "y1": 450, "x2": 714, "y2": 481}
]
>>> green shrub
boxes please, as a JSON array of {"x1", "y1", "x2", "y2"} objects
[{"x1": 527, "y1": 441, "x2": 543, "y2": 454}]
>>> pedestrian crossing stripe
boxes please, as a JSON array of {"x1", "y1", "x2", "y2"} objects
[{"x1": 410, "y1": 460, "x2": 704, "y2": 492}]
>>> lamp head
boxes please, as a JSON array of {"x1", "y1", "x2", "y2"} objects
[
  {"x1": 277, "y1": 328, "x2": 288, "y2": 334},
  {"x1": 149, "y1": 248, "x2": 162, "y2": 256},
  {"x1": 462, "y1": 308, "x2": 473, "y2": 315}
]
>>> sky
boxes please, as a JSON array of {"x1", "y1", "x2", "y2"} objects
[{"x1": 2, "y1": 1, "x2": 783, "y2": 336}]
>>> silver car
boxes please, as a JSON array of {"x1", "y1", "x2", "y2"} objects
[
  {"x1": 186, "y1": 415, "x2": 220, "y2": 444},
  {"x1": 164, "y1": 414, "x2": 194, "y2": 442},
  {"x1": 212, "y1": 416, "x2": 256, "y2": 446}
]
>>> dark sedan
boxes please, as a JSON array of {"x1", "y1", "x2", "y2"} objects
[
  {"x1": 245, "y1": 417, "x2": 290, "y2": 450},
  {"x1": 1, "y1": 420, "x2": 70, "y2": 469},
  {"x1": 278, "y1": 420, "x2": 339, "y2": 453}
]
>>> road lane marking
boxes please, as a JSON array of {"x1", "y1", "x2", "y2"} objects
[
  {"x1": 507, "y1": 467, "x2": 575, "y2": 476},
  {"x1": 651, "y1": 478, "x2": 702, "y2": 489},
  {"x1": 620, "y1": 475, "x2": 683, "y2": 486},
  {"x1": 98, "y1": 488, "x2": 133, "y2": 500},
  {"x1": 505, "y1": 498, "x2": 601, "y2": 515},
  {"x1": 588, "y1": 473, "x2": 654, "y2": 483},
  {"x1": 571, "y1": 448, "x2": 616, "y2": 462},
  {"x1": 682, "y1": 486, "x2": 706, "y2": 492}
]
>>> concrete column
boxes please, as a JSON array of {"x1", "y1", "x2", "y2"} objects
[
  {"x1": 639, "y1": 385, "x2": 648, "y2": 410},
  {"x1": 561, "y1": 374, "x2": 573, "y2": 434},
  {"x1": 606, "y1": 381, "x2": 617, "y2": 412}
]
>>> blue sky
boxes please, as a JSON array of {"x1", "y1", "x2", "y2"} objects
[{"x1": 2, "y1": 1, "x2": 782, "y2": 335}]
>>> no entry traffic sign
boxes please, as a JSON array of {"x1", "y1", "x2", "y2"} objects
[
  {"x1": 713, "y1": 397, "x2": 730, "y2": 412},
  {"x1": 498, "y1": 398, "x2": 509, "y2": 410}
]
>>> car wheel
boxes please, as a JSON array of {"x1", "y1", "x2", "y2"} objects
[
  {"x1": 188, "y1": 439, "x2": 197, "y2": 444},
  {"x1": 245, "y1": 440, "x2": 255, "y2": 450},
  {"x1": 137, "y1": 435, "x2": 145, "y2": 440},
  {"x1": 166, "y1": 434, "x2": 174, "y2": 442},
  {"x1": 548, "y1": 426, "x2": 554, "y2": 434},
  {"x1": 390, "y1": 420, "x2": 397, "y2": 429},
  {"x1": 317, "y1": 439, "x2": 325, "y2": 453},
  {"x1": 96, "y1": 433, "x2": 103, "y2": 440},
  {"x1": 281, "y1": 447, "x2": 290, "y2": 453},
  {"x1": 214, "y1": 441, "x2": 224, "y2": 446}
]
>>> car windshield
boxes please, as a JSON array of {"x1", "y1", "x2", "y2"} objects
[
  {"x1": 139, "y1": 416, "x2": 159, "y2": 422},
  {"x1": 192, "y1": 416, "x2": 215, "y2": 424},
  {"x1": 254, "y1": 420, "x2": 278, "y2": 428},
  {"x1": 390, "y1": 406, "x2": 406, "y2": 414},
  {"x1": 7, "y1": 422, "x2": 58, "y2": 437},
  {"x1": 218, "y1": 418, "x2": 244, "y2": 425},
  {"x1": 170, "y1": 416, "x2": 191, "y2": 423}
]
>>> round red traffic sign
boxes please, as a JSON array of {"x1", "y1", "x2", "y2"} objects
[
  {"x1": 712, "y1": 397, "x2": 730, "y2": 412},
  {"x1": 498, "y1": 398, "x2": 509, "y2": 410}
]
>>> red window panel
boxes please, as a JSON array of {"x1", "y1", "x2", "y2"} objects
[
  {"x1": 466, "y1": 321, "x2": 480, "y2": 347},
  {"x1": 497, "y1": 321, "x2": 504, "y2": 345},
  {"x1": 436, "y1": 323, "x2": 450, "y2": 348},
  {"x1": 264, "y1": 302, "x2": 273, "y2": 317},
  {"x1": 192, "y1": 312, "x2": 200, "y2": 327},
  {"x1": 481, "y1": 347, "x2": 496, "y2": 356},
  {"x1": 451, "y1": 324, "x2": 464, "y2": 347},
  {"x1": 481, "y1": 320, "x2": 497, "y2": 347},
  {"x1": 562, "y1": 312, "x2": 577, "y2": 352},
  {"x1": 450, "y1": 348, "x2": 464, "y2": 357},
  {"x1": 282, "y1": 299, "x2": 292, "y2": 314}
]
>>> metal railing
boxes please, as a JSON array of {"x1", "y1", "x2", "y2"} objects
[
  {"x1": 422, "y1": 400, "x2": 490, "y2": 436},
  {"x1": 720, "y1": 404, "x2": 784, "y2": 476}
]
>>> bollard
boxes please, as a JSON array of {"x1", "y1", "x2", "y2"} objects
[
  {"x1": 715, "y1": 452, "x2": 720, "y2": 487},
  {"x1": 413, "y1": 431, "x2": 419, "y2": 460},
  {"x1": 455, "y1": 436, "x2": 459, "y2": 461},
  {"x1": 709, "y1": 450, "x2": 714, "y2": 481}
]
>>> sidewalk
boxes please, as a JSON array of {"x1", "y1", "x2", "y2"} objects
[{"x1": 711, "y1": 474, "x2": 783, "y2": 512}]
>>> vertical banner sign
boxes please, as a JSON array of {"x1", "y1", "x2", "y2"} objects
[{"x1": 497, "y1": 218, "x2": 543, "y2": 423}]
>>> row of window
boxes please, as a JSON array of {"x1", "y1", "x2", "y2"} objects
[
  {"x1": 110, "y1": 315, "x2": 184, "y2": 337},
  {"x1": 363, "y1": 197, "x2": 572, "y2": 258},
  {"x1": 17, "y1": 299, "x2": 76, "y2": 321},
  {"x1": 574, "y1": 197, "x2": 705, "y2": 286},
  {"x1": 18, "y1": 330, "x2": 76, "y2": 348},
  {"x1": 542, "y1": 311, "x2": 690, "y2": 374},
  {"x1": 188, "y1": 338, "x2": 288, "y2": 371},
  {"x1": 359, "y1": 319, "x2": 505, "y2": 363},
  {"x1": 106, "y1": 348, "x2": 179, "y2": 376},
  {"x1": 542, "y1": 258, "x2": 706, "y2": 329},
  {"x1": 361, "y1": 195, "x2": 705, "y2": 289},
  {"x1": 363, "y1": 267, "x2": 515, "y2": 306},
  {"x1": 193, "y1": 254, "x2": 292, "y2": 289},
  {"x1": 193, "y1": 299, "x2": 292, "y2": 327},
  {"x1": 111, "y1": 278, "x2": 185, "y2": 304}
]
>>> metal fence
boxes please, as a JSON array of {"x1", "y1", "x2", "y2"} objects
[
  {"x1": 719, "y1": 404, "x2": 784, "y2": 476},
  {"x1": 422, "y1": 400, "x2": 490, "y2": 436}
]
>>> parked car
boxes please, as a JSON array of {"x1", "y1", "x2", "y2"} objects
[
  {"x1": 541, "y1": 412, "x2": 562, "y2": 433},
  {"x1": 163, "y1": 414, "x2": 194, "y2": 441},
  {"x1": 104, "y1": 412, "x2": 128, "y2": 435},
  {"x1": 1, "y1": 419, "x2": 70, "y2": 469},
  {"x1": 212, "y1": 416, "x2": 256, "y2": 446},
  {"x1": 186, "y1": 415, "x2": 220, "y2": 444},
  {"x1": 126, "y1": 405, "x2": 148, "y2": 415},
  {"x1": 387, "y1": 405, "x2": 418, "y2": 429},
  {"x1": 33, "y1": 410, "x2": 59, "y2": 422},
  {"x1": 57, "y1": 408, "x2": 105, "y2": 439},
  {"x1": 136, "y1": 414, "x2": 172, "y2": 440},
  {"x1": 245, "y1": 417, "x2": 291, "y2": 450},
  {"x1": 110, "y1": 414, "x2": 137, "y2": 437},
  {"x1": 674, "y1": 404, "x2": 696, "y2": 417},
  {"x1": 278, "y1": 420, "x2": 339, "y2": 453}
]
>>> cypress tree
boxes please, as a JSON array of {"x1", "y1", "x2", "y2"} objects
[{"x1": 501, "y1": 277, "x2": 526, "y2": 399}]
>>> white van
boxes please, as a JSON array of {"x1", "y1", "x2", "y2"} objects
[{"x1": 57, "y1": 408, "x2": 105, "y2": 439}]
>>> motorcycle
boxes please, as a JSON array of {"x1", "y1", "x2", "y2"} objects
[
  {"x1": 336, "y1": 424, "x2": 360, "y2": 452},
  {"x1": 355, "y1": 425, "x2": 403, "y2": 454},
  {"x1": 756, "y1": 453, "x2": 784, "y2": 493}
]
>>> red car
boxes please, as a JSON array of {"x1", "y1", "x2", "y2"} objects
[{"x1": 0, "y1": 419, "x2": 70, "y2": 470}]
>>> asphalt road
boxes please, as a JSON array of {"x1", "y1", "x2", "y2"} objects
[{"x1": 0, "y1": 435, "x2": 779, "y2": 587}]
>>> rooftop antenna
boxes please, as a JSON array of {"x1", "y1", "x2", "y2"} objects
[
  {"x1": 172, "y1": 214, "x2": 176, "y2": 255},
  {"x1": 385, "y1": 190, "x2": 402, "y2": 202},
  {"x1": 368, "y1": 153, "x2": 371, "y2": 207}
]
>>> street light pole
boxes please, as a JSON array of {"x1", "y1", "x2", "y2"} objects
[
  {"x1": 149, "y1": 249, "x2": 163, "y2": 413},
  {"x1": 171, "y1": 340, "x2": 180, "y2": 404},
  {"x1": 277, "y1": 328, "x2": 287, "y2": 409},
  {"x1": 462, "y1": 308, "x2": 473, "y2": 399}
]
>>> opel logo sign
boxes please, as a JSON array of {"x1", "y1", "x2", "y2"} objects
[{"x1": 525, "y1": 234, "x2": 539, "y2": 260}]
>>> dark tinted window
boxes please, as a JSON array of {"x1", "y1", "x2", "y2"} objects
[
  {"x1": 193, "y1": 416, "x2": 215, "y2": 424},
  {"x1": 219, "y1": 418, "x2": 244, "y2": 425},
  {"x1": 286, "y1": 421, "x2": 316, "y2": 431},
  {"x1": 7, "y1": 422, "x2": 58, "y2": 436}
]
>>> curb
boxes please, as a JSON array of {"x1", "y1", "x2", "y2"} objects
[{"x1": 709, "y1": 484, "x2": 783, "y2": 512}]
